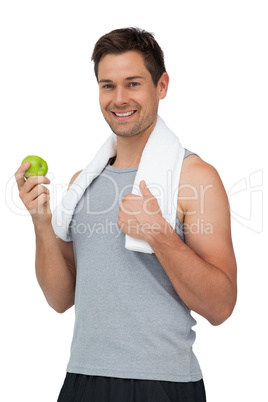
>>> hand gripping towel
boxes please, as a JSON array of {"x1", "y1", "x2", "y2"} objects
[{"x1": 51, "y1": 115, "x2": 185, "y2": 253}]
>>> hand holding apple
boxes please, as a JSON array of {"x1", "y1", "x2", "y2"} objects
[{"x1": 15, "y1": 157, "x2": 51, "y2": 226}]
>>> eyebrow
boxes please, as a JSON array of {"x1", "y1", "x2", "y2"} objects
[
  {"x1": 98, "y1": 76, "x2": 145, "y2": 84},
  {"x1": 98, "y1": 79, "x2": 113, "y2": 84},
  {"x1": 125, "y1": 76, "x2": 144, "y2": 81}
]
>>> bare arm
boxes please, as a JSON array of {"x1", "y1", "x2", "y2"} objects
[
  {"x1": 118, "y1": 156, "x2": 237, "y2": 326},
  {"x1": 34, "y1": 223, "x2": 76, "y2": 313},
  {"x1": 147, "y1": 157, "x2": 237, "y2": 325},
  {"x1": 15, "y1": 162, "x2": 81, "y2": 313}
]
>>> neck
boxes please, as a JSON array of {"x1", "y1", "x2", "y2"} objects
[{"x1": 111, "y1": 119, "x2": 157, "y2": 168}]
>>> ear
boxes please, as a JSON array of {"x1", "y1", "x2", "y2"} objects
[{"x1": 158, "y1": 72, "x2": 169, "y2": 100}]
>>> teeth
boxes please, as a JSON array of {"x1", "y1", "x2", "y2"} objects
[{"x1": 114, "y1": 111, "x2": 135, "y2": 117}]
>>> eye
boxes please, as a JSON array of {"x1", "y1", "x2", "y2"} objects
[
  {"x1": 102, "y1": 84, "x2": 113, "y2": 89},
  {"x1": 129, "y1": 82, "x2": 140, "y2": 88}
]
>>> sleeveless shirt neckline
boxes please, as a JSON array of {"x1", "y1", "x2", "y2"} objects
[{"x1": 105, "y1": 165, "x2": 138, "y2": 173}]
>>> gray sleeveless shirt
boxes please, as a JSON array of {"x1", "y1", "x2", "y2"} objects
[{"x1": 67, "y1": 149, "x2": 203, "y2": 382}]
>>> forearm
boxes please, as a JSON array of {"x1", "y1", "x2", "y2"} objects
[
  {"x1": 147, "y1": 220, "x2": 236, "y2": 325},
  {"x1": 34, "y1": 222, "x2": 75, "y2": 313}
]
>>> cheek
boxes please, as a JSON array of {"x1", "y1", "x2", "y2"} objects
[
  {"x1": 99, "y1": 93, "x2": 110, "y2": 111},
  {"x1": 141, "y1": 90, "x2": 158, "y2": 109}
]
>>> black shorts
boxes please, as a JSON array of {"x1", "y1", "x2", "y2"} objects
[{"x1": 57, "y1": 373, "x2": 206, "y2": 402}]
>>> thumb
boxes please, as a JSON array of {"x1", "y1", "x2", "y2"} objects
[{"x1": 139, "y1": 180, "x2": 152, "y2": 196}]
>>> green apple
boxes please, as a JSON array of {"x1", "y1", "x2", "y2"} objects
[{"x1": 21, "y1": 155, "x2": 48, "y2": 178}]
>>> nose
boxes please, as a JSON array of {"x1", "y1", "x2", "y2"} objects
[{"x1": 113, "y1": 86, "x2": 129, "y2": 106}]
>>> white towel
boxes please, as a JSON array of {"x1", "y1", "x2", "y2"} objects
[{"x1": 51, "y1": 115, "x2": 185, "y2": 253}]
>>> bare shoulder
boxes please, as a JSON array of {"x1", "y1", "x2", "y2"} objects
[
  {"x1": 180, "y1": 154, "x2": 221, "y2": 185},
  {"x1": 67, "y1": 170, "x2": 83, "y2": 190},
  {"x1": 178, "y1": 155, "x2": 227, "y2": 218}
]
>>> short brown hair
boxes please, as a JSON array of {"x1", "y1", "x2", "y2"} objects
[{"x1": 91, "y1": 27, "x2": 166, "y2": 86}]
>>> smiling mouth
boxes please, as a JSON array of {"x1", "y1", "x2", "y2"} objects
[{"x1": 112, "y1": 110, "x2": 137, "y2": 118}]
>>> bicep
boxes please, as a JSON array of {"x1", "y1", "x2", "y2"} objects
[{"x1": 181, "y1": 163, "x2": 237, "y2": 284}]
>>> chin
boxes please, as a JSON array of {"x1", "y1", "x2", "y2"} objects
[
  {"x1": 112, "y1": 123, "x2": 144, "y2": 137},
  {"x1": 113, "y1": 130, "x2": 140, "y2": 137}
]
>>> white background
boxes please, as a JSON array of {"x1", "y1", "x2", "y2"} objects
[{"x1": 1, "y1": 1, "x2": 267, "y2": 400}]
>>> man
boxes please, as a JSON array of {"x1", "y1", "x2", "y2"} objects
[{"x1": 15, "y1": 28, "x2": 237, "y2": 402}]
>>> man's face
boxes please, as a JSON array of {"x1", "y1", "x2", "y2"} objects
[{"x1": 98, "y1": 51, "x2": 168, "y2": 138}]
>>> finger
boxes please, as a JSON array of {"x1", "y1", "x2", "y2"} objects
[
  {"x1": 121, "y1": 193, "x2": 140, "y2": 202},
  {"x1": 15, "y1": 161, "x2": 31, "y2": 190},
  {"x1": 36, "y1": 192, "x2": 50, "y2": 208},
  {"x1": 28, "y1": 193, "x2": 50, "y2": 215},
  {"x1": 22, "y1": 175, "x2": 51, "y2": 194},
  {"x1": 119, "y1": 201, "x2": 132, "y2": 214},
  {"x1": 29, "y1": 184, "x2": 50, "y2": 201},
  {"x1": 139, "y1": 180, "x2": 152, "y2": 196},
  {"x1": 23, "y1": 184, "x2": 50, "y2": 207}
]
